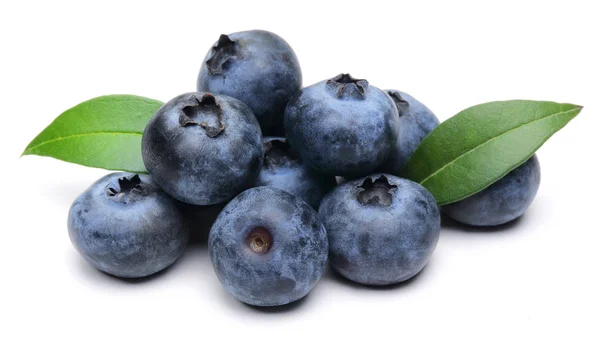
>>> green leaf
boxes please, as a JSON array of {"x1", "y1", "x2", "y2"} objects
[
  {"x1": 401, "y1": 100, "x2": 582, "y2": 205},
  {"x1": 22, "y1": 95, "x2": 163, "y2": 172}
]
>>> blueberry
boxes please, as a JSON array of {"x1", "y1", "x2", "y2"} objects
[
  {"x1": 209, "y1": 187, "x2": 328, "y2": 306},
  {"x1": 284, "y1": 74, "x2": 400, "y2": 177},
  {"x1": 142, "y1": 92, "x2": 263, "y2": 206},
  {"x1": 197, "y1": 30, "x2": 302, "y2": 133},
  {"x1": 255, "y1": 137, "x2": 336, "y2": 209},
  {"x1": 378, "y1": 90, "x2": 440, "y2": 175},
  {"x1": 319, "y1": 174, "x2": 440, "y2": 286},
  {"x1": 68, "y1": 173, "x2": 189, "y2": 278},
  {"x1": 443, "y1": 155, "x2": 541, "y2": 226}
]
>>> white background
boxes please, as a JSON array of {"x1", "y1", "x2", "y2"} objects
[{"x1": 1, "y1": 1, "x2": 599, "y2": 342}]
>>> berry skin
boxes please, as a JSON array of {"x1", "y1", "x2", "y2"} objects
[
  {"x1": 209, "y1": 187, "x2": 328, "y2": 307},
  {"x1": 284, "y1": 74, "x2": 400, "y2": 177},
  {"x1": 443, "y1": 155, "x2": 541, "y2": 226},
  {"x1": 197, "y1": 30, "x2": 302, "y2": 134},
  {"x1": 68, "y1": 173, "x2": 189, "y2": 278},
  {"x1": 319, "y1": 174, "x2": 440, "y2": 286},
  {"x1": 255, "y1": 137, "x2": 336, "y2": 209},
  {"x1": 142, "y1": 92, "x2": 263, "y2": 206},
  {"x1": 378, "y1": 90, "x2": 439, "y2": 175}
]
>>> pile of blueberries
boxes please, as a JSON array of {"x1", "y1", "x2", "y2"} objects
[{"x1": 68, "y1": 30, "x2": 541, "y2": 307}]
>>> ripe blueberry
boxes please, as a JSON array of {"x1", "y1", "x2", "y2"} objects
[
  {"x1": 284, "y1": 74, "x2": 400, "y2": 177},
  {"x1": 256, "y1": 137, "x2": 336, "y2": 209},
  {"x1": 319, "y1": 174, "x2": 440, "y2": 286},
  {"x1": 378, "y1": 90, "x2": 439, "y2": 175},
  {"x1": 197, "y1": 30, "x2": 302, "y2": 133},
  {"x1": 68, "y1": 173, "x2": 189, "y2": 278},
  {"x1": 142, "y1": 92, "x2": 263, "y2": 205},
  {"x1": 209, "y1": 187, "x2": 328, "y2": 306}
]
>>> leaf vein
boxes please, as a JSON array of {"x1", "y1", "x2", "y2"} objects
[{"x1": 24, "y1": 131, "x2": 142, "y2": 153}]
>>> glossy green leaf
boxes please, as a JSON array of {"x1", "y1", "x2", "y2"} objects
[
  {"x1": 401, "y1": 100, "x2": 582, "y2": 205},
  {"x1": 22, "y1": 95, "x2": 163, "y2": 172}
]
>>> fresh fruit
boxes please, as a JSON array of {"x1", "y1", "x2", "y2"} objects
[
  {"x1": 378, "y1": 90, "x2": 439, "y2": 175},
  {"x1": 68, "y1": 173, "x2": 189, "y2": 278},
  {"x1": 443, "y1": 155, "x2": 541, "y2": 226},
  {"x1": 197, "y1": 30, "x2": 302, "y2": 133},
  {"x1": 209, "y1": 187, "x2": 328, "y2": 306},
  {"x1": 142, "y1": 92, "x2": 263, "y2": 205},
  {"x1": 284, "y1": 74, "x2": 400, "y2": 177},
  {"x1": 19, "y1": 27, "x2": 582, "y2": 309},
  {"x1": 319, "y1": 174, "x2": 440, "y2": 286},
  {"x1": 256, "y1": 137, "x2": 336, "y2": 208}
]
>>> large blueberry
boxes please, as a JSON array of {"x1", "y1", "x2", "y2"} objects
[
  {"x1": 142, "y1": 92, "x2": 263, "y2": 206},
  {"x1": 378, "y1": 90, "x2": 439, "y2": 175},
  {"x1": 68, "y1": 173, "x2": 189, "y2": 278},
  {"x1": 197, "y1": 30, "x2": 302, "y2": 133},
  {"x1": 284, "y1": 74, "x2": 400, "y2": 177},
  {"x1": 209, "y1": 187, "x2": 328, "y2": 307},
  {"x1": 256, "y1": 137, "x2": 336, "y2": 209},
  {"x1": 443, "y1": 155, "x2": 541, "y2": 226},
  {"x1": 319, "y1": 174, "x2": 440, "y2": 286}
]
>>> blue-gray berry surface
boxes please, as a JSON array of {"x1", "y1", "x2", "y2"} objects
[
  {"x1": 378, "y1": 90, "x2": 439, "y2": 175},
  {"x1": 284, "y1": 74, "x2": 400, "y2": 177},
  {"x1": 319, "y1": 174, "x2": 440, "y2": 286},
  {"x1": 142, "y1": 92, "x2": 263, "y2": 206},
  {"x1": 209, "y1": 187, "x2": 328, "y2": 307},
  {"x1": 255, "y1": 137, "x2": 336, "y2": 209},
  {"x1": 443, "y1": 155, "x2": 541, "y2": 226},
  {"x1": 197, "y1": 30, "x2": 302, "y2": 134},
  {"x1": 68, "y1": 173, "x2": 189, "y2": 278}
]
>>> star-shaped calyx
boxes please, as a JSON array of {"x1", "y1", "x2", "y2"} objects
[
  {"x1": 326, "y1": 73, "x2": 369, "y2": 99},
  {"x1": 205, "y1": 34, "x2": 238, "y2": 75},
  {"x1": 387, "y1": 91, "x2": 410, "y2": 116},
  {"x1": 107, "y1": 174, "x2": 145, "y2": 197},
  {"x1": 263, "y1": 138, "x2": 298, "y2": 168},
  {"x1": 179, "y1": 93, "x2": 225, "y2": 138},
  {"x1": 357, "y1": 175, "x2": 398, "y2": 206}
]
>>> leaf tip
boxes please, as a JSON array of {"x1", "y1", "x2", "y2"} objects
[
  {"x1": 570, "y1": 104, "x2": 584, "y2": 116},
  {"x1": 564, "y1": 103, "x2": 583, "y2": 112},
  {"x1": 20, "y1": 147, "x2": 32, "y2": 157}
]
